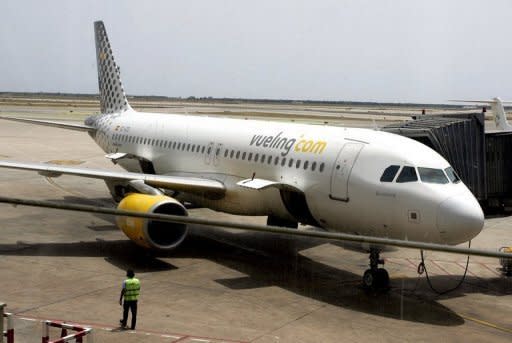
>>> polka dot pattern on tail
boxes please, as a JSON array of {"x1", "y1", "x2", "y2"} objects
[{"x1": 94, "y1": 21, "x2": 129, "y2": 114}]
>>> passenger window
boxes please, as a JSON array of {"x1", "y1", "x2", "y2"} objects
[
  {"x1": 187, "y1": 144, "x2": 191, "y2": 151},
  {"x1": 281, "y1": 158, "x2": 287, "y2": 166},
  {"x1": 380, "y1": 165, "x2": 400, "y2": 182},
  {"x1": 230, "y1": 150, "x2": 234, "y2": 158},
  {"x1": 319, "y1": 163, "x2": 325, "y2": 172},
  {"x1": 254, "y1": 154, "x2": 259, "y2": 162},
  {"x1": 201, "y1": 146, "x2": 205, "y2": 154},
  {"x1": 224, "y1": 150, "x2": 228, "y2": 158},
  {"x1": 304, "y1": 161, "x2": 309, "y2": 170},
  {"x1": 261, "y1": 154, "x2": 265, "y2": 163},
  {"x1": 418, "y1": 167, "x2": 449, "y2": 184},
  {"x1": 242, "y1": 152, "x2": 246, "y2": 160},
  {"x1": 396, "y1": 166, "x2": 418, "y2": 183},
  {"x1": 268, "y1": 156, "x2": 273, "y2": 164},
  {"x1": 311, "y1": 162, "x2": 317, "y2": 171},
  {"x1": 288, "y1": 159, "x2": 294, "y2": 167},
  {"x1": 296, "y1": 160, "x2": 301, "y2": 168},
  {"x1": 236, "y1": 151, "x2": 240, "y2": 159},
  {"x1": 207, "y1": 146, "x2": 212, "y2": 154},
  {"x1": 274, "y1": 156, "x2": 279, "y2": 165},
  {"x1": 173, "y1": 142, "x2": 177, "y2": 149},
  {"x1": 248, "y1": 153, "x2": 253, "y2": 161},
  {"x1": 445, "y1": 167, "x2": 461, "y2": 183}
]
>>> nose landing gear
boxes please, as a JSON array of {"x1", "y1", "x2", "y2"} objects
[{"x1": 362, "y1": 248, "x2": 389, "y2": 290}]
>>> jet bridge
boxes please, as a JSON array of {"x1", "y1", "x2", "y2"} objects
[{"x1": 383, "y1": 112, "x2": 512, "y2": 212}]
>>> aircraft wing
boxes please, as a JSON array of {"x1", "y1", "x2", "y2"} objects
[
  {"x1": 0, "y1": 160, "x2": 225, "y2": 198},
  {"x1": 0, "y1": 116, "x2": 95, "y2": 132},
  {"x1": 1, "y1": 195, "x2": 511, "y2": 260}
]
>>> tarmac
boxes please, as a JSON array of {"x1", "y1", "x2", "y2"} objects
[{"x1": 0, "y1": 100, "x2": 512, "y2": 342}]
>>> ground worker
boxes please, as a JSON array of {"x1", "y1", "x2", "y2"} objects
[{"x1": 119, "y1": 269, "x2": 140, "y2": 330}]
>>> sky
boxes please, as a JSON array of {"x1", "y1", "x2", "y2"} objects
[{"x1": 1, "y1": 0, "x2": 512, "y2": 104}]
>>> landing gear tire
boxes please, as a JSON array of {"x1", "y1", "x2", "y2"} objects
[
  {"x1": 363, "y1": 269, "x2": 375, "y2": 289},
  {"x1": 362, "y1": 249, "x2": 390, "y2": 291},
  {"x1": 362, "y1": 268, "x2": 389, "y2": 290}
]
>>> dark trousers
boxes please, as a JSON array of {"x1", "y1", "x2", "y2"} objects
[{"x1": 122, "y1": 300, "x2": 138, "y2": 329}]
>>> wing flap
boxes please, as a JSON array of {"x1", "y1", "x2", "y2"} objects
[
  {"x1": 237, "y1": 178, "x2": 301, "y2": 192},
  {"x1": 0, "y1": 160, "x2": 225, "y2": 198}
]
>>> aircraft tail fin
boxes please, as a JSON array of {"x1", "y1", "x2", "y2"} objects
[
  {"x1": 94, "y1": 21, "x2": 131, "y2": 114},
  {"x1": 449, "y1": 98, "x2": 512, "y2": 132}
]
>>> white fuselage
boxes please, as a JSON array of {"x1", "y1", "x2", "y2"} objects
[{"x1": 89, "y1": 109, "x2": 484, "y2": 245}]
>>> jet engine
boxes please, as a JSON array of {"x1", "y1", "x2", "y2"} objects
[{"x1": 116, "y1": 193, "x2": 188, "y2": 249}]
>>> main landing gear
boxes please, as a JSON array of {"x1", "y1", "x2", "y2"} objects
[{"x1": 362, "y1": 248, "x2": 389, "y2": 290}]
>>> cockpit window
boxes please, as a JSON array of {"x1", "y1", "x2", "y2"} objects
[
  {"x1": 418, "y1": 167, "x2": 449, "y2": 184},
  {"x1": 380, "y1": 165, "x2": 400, "y2": 182},
  {"x1": 445, "y1": 167, "x2": 461, "y2": 183},
  {"x1": 396, "y1": 166, "x2": 418, "y2": 183}
]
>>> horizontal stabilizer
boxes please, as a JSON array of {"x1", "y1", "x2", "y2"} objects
[{"x1": 0, "y1": 116, "x2": 95, "y2": 132}]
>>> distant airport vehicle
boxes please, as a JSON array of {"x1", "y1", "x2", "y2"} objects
[
  {"x1": 450, "y1": 97, "x2": 512, "y2": 132},
  {"x1": 0, "y1": 21, "x2": 497, "y2": 290}
]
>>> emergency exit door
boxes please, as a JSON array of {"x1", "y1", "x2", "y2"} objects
[{"x1": 329, "y1": 143, "x2": 364, "y2": 201}]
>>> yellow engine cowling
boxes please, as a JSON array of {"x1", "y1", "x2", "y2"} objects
[{"x1": 116, "y1": 193, "x2": 188, "y2": 249}]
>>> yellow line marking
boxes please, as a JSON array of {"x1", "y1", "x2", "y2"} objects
[{"x1": 460, "y1": 314, "x2": 512, "y2": 334}]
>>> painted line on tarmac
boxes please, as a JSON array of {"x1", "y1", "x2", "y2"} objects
[
  {"x1": 477, "y1": 262, "x2": 502, "y2": 276},
  {"x1": 430, "y1": 260, "x2": 452, "y2": 276},
  {"x1": 15, "y1": 314, "x2": 247, "y2": 343},
  {"x1": 460, "y1": 314, "x2": 512, "y2": 335}
]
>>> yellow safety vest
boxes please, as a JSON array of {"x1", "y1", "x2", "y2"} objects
[{"x1": 124, "y1": 278, "x2": 140, "y2": 301}]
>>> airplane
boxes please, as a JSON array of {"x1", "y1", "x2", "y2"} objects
[
  {"x1": 450, "y1": 97, "x2": 512, "y2": 132},
  {"x1": 0, "y1": 21, "x2": 492, "y2": 290}
]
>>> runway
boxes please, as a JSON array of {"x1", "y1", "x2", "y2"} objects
[{"x1": 0, "y1": 98, "x2": 511, "y2": 342}]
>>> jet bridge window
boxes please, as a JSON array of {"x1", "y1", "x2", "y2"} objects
[
  {"x1": 396, "y1": 166, "x2": 418, "y2": 183},
  {"x1": 380, "y1": 165, "x2": 400, "y2": 182},
  {"x1": 418, "y1": 167, "x2": 449, "y2": 184},
  {"x1": 445, "y1": 167, "x2": 461, "y2": 183}
]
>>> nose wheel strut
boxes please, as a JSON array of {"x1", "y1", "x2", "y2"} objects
[{"x1": 362, "y1": 248, "x2": 389, "y2": 290}]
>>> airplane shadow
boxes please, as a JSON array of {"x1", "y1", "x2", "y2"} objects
[{"x1": 4, "y1": 221, "x2": 511, "y2": 327}]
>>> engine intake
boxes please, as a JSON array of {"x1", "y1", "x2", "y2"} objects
[{"x1": 116, "y1": 193, "x2": 188, "y2": 249}]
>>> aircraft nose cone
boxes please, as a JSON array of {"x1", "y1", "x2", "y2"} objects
[{"x1": 437, "y1": 194, "x2": 484, "y2": 244}]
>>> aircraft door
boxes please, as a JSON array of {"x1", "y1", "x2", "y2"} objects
[{"x1": 329, "y1": 143, "x2": 364, "y2": 201}]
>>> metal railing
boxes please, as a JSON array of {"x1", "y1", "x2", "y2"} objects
[
  {"x1": 42, "y1": 321, "x2": 93, "y2": 343},
  {"x1": 1, "y1": 304, "x2": 14, "y2": 343}
]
